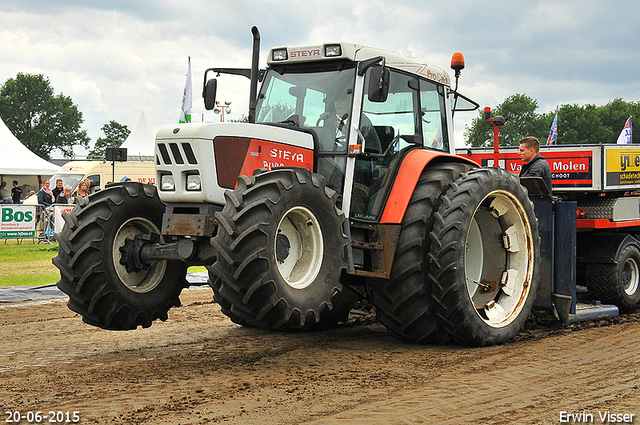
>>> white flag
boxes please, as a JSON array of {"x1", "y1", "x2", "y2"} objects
[
  {"x1": 179, "y1": 57, "x2": 192, "y2": 123},
  {"x1": 616, "y1": 116, "x2": 632, "y2": 144}
]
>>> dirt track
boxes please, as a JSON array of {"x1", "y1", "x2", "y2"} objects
[{"x1": 2, "y1": 286, "x2": 640, "y2": 424}]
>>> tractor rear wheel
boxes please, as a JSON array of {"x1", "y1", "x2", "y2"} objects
[
  {"x1": 366, "y1": 162, "x2": 473, "y2": 343},
  {"x1": 586, "y1": 242, "x2": 640, "y2": 312},
  {"x1": 53, "y1": 183, "x2": 188, "y2": 330},
  {"x1": 430, "y1": 168, "x2": 540, "y2": 346},
  {"x1": 209, "y1": 168, "x2": 356, "y2": 331}
]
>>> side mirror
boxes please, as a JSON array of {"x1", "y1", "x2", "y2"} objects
[
  {"x1": 368, "y1": 66, "x2": 389, "y2": 103},
  {"x1": 203, "y1": 79, "x2": 218, "y2": 110}
]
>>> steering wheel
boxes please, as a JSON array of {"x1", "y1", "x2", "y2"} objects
[
  {"x1": 316, "y1": 113, "x2": 345, "y2": 127},
  {"x1": 380, "y1": 135, "x2": 413, "y2": 166},
  {"x1": 316, "y1": 115, "x2": 329, "y2": 127},
  {"x1": 317, "y1": 114, "x2": 347, "y2": 150}
]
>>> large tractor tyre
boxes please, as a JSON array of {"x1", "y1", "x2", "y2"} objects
[
  {"x1": 209, "y1": 168, "x2": 356, "y2": 331},
  {"x1": 53, "y1": 183, "x2": 188, "y2": 330},
  {"x1": 586, "y1": 243, "x2": 640, "y2": 312},
  {"x1": 366, "y1": 162, "x2": 473, "y2": 344},
  {"x1": 429, "y1": 167, "x2": 540, "y2": 347}
]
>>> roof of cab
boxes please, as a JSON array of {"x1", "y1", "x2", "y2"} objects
[{"x1": 267, "y1": 42, "x2": 451, "y2": 86}]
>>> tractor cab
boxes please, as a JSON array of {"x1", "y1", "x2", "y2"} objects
[{"x1": 250, "y1": 42, "x2": 478, "y2": 221}]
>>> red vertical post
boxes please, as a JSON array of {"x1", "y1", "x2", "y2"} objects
[
  {"x1": 493, "y1": 125, "x2": 500, "y2": 168},
  {"x1": 484, "y1": 106, "x2": 505, "y2": 169}
]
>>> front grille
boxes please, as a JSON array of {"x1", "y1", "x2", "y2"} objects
[
  {"x1": 169, "y1": 143, "x2": 184, "y2": 164},
  {"x1": 157, "y1": 142, "x2": 198, "y2": 166},
  {"x1": 182, "y1": 143, "x2": 198, "y2": 164},
  {"x1": 214, "y1": 137, "x2": 251, "y2": 189},
  {"x1": 158, "y1": 143, "x2": 172, "y2": 164}
]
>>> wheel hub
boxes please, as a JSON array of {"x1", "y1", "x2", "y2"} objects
[
  {"x1": 276, "y1": 232, "x2": 291, "y2": 262},
  {"x1": 119, "y1": 233, "x2": 160, "y2": 273},
  {"x1": 275, "y1": 206, "x2": 323, "y2": 290},
  {"x1": 113, "y1": 217, "x2": 167, "y2": 294},
  {"x1": 465, "y1": 190, "x2": 534, "y2": 328},
  {"x1": 623, "y1": 258, "x2": 639, "y2": 296}
]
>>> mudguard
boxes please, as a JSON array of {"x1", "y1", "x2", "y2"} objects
[
  {"x1": 579, "y1": 233, "x2": 640, "y2": 264},
  {"x1": 379, "y1": 149, "x2": 477, "y2": 224}
]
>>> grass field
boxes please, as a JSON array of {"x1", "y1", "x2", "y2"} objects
[{"x1": 0, "y1": 239, "x2": 207, "y2": 287}]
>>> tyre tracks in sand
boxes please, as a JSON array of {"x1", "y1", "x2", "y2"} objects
[{"x1": 1, "y1": 287, "x2": 639, "y2": 424}]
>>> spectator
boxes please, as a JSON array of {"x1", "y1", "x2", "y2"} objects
[
  {"x1": 52, "y1": 179, "x2": 64, "y2": 200},
  {"x1": 11, "y1": 180, "x2": 22, "y2": 204},
  {"x1": 0, "y1": 181, "x2": 10, "y2": 201},
  {"x1": 519, "y1": 136, "x2": 552, "y2": 193},
  {"x1": 85, "y1": 177, "x2": 100, "y2": 194},
  {"x1": 55, "y1": 185, "x2": 74, "y2": 204},
  {"x1": 75, "y1": 180, "x2": 89, "y2": 206},
  {"x1": 37, "y1": 180, "x2": 54, "y2": 206}
]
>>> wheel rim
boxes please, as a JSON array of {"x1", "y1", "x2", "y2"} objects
[
  {"x1": 465, "y1": 190, "x2": 535, "y2": 328},
  {"x1": 622, "y1": 257, "x2": 640, "y2": 296},
  {"x1": 113, "y1": 217, "x2": 167, "y2": 293},
  {"x1": 275, "y1": 206, "x2": 323, "y2": 289}
]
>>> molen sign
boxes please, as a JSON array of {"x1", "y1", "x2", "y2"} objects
[{"x1": 0, "y1": 205, "x2": 37, "y2": 238}]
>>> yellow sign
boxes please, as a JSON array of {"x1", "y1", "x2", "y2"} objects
[{"x1": 606, "y1": 148, "x2": 640, "y2": 172}]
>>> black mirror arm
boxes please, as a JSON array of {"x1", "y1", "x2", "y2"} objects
[{"x1": 357, "y1": 56, "x2": 385, "y2": 76}]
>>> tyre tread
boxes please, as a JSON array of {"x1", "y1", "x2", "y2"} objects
[
  {"x1": 54, "y1": 183, "x2": 188, "y2": 331},
  {"x1": 209, "y1": 168, "x2": 355, "y2": 331},
  {"x1": 367, "y1": 162, "x2": 473, "y2": 343}
]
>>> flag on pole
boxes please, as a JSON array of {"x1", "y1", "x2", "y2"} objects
[
  {"x1": 546, "y1": 108, "x2": 558, "y2": 145},
  {"x1": 616, "y1": 116, "x2": 632, "y2": 145},
  {"x1": 179, "y1": 57, "x2": 192, "y2": 123},
  {"x1": 431, "y1": 126, "x2": 442, "y2": 149}
]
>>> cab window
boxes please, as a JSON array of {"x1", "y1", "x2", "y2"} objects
[
  {"x1": 420, "y1": 80, "x2": 449, "y2": 152},
  {"x1": 351, "y1": 69, "x2": 420, "y2": 220}
]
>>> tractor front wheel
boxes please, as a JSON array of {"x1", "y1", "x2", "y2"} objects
[
  {"x1": 53, "y1": 183, "x2": 188, "y2": 330},
  {"x1": 209, "y1": 168, "x2": 356, "y2": 330}
]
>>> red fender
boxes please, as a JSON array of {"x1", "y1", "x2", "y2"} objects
[{"x1": 379, "y1": 149, "x2": 477, "y2": 224}]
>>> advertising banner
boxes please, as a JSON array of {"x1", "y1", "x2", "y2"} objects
[
  {"x1": 457, "y1": 145, "x2": 600, "y2": 190},
  {"x1": 54, "y1": 205, "x2": 76, "y2": 234},
  {"x1": 604, "y1": 147, "x2": 640, "y2": 187},
  {"x1": 0, "y1": 205, "x2": 37, "y2": 238}
]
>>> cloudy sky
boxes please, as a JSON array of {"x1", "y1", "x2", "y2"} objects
[{"x1": 1, "y1": 0, "x2": 639, "y2": 156}]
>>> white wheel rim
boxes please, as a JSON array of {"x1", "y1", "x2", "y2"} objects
[
  {"x1": 275, "y1": 206, "x2": 323, "y2": 290},
  {"x1": 465, "y1": 190, "x2": 535, "y2": 328},
  {"x1": 622, "y1": 257, "x2": 639, "y2": 296},
  {"x1": 113, "y1": 217, "x2": 167, "y2": 293}
]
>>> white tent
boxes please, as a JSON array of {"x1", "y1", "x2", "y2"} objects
[
  {"x1": 0, "y1": 116, "x2": 59, "y2": 175},
  {"x1": 120, "y1": 111, "x2": 156, "y2": 158}
]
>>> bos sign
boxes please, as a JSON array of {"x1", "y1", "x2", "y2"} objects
[{"x1": 1, "y1": 205, "x2": 37, "y2": 238}]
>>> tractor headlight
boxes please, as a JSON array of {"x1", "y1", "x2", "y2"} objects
[
  {"x1": 272, "y1": 48, "x2": 288, "y2": 61},
  {"x1": 324, "y1": 44, "x2": 342, "y2": 57},
  {"x1": 161, "y1": 174, "x2": 175, "y2": 191},
  {"x1": 186, "y1": 174, "x2": 201, "y2": 191}
]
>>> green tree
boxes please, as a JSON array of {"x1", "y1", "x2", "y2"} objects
[
  {"x1": 0, "y1": 73, "x2": 90, "y2": 160},
  {"x1": 464, "y1": 95, "x2": 640, "y2": 147},
  {"x1": 229, "y1": 114, "x2": 249, "y2": 123},
  {"x1": 597, "y1": 98, "x2": 640, "y2": 144},
  {"x1": 554, "y1": 104, "x2": 605, "y2": 145},
  {"x1": 88, "y1": 121, "x2": 131, "y2": 158},
  {"x1": 465, "y1": 94, "x2": 548, "y2": 147}
]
